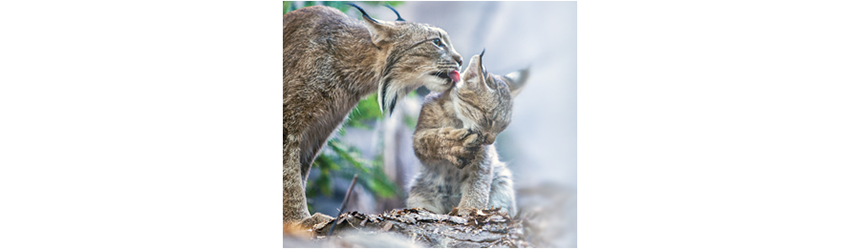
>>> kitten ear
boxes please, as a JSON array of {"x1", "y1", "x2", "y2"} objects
[
  {"x1": 350, "y1": 3, "x2": 396, "y2": 45},
  {"x1": 478, "y1": 50, "x2": 501, "y2": 91},
  {"x1": 502, "y1": 67, "x2": 530, "y2": 98},
  {"x1": 463, "y1": 53, "x2": 485, "y2": 84},
  {"x1": 475, "y1": 49, "x2": 487, "y2": 87}
]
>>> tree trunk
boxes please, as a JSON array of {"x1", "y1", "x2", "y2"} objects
[{"x1": 311, "y1": 208, "x2": 530, "y2": 248}]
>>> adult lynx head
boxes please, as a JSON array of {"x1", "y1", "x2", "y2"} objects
[
  {"x1": 453, "y1": 50, "x2": 529, "y2": 144},
  {"x1": 350, "y1": 4, "x2": 464, "y2": 114}
]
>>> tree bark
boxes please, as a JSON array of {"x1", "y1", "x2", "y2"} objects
[{"x1": 311, "y1": 207, "x2": 530, "y2": 248}]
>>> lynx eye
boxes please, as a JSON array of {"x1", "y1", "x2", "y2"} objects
[{"x1": 432, "y1": 38, "x2": 443, "y2": 47}]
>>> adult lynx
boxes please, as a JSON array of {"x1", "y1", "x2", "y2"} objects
[{"x1": 284, "y1": 4, "x2": 463, "y2": 226}]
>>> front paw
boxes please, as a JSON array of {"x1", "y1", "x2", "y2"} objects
[
  {"x1": 436, "y1": 128, "x2": 483, "y2": 168},
  {"x1": 441, "y1": 127, "x2": 469, "y2": 140},
  {"x1": 446, "y1": 154, "x2": 470, "y2": 169},
  {"x1": 446, "y1": 140, "x2": 481, "y2": 169},
  {"x1": 451, "y1": 207, "x2": 478, "y2": 217},
  {"x1": 300, "y1": 213, "x2": 333, "y2": 229},
  {"x1": 456, "y1": 208, "x2": 472, "y2": 217},
  {"x1": 462, "y1": 132, "x2": 482, "y2": 147}
]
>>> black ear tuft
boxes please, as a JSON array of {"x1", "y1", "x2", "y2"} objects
[
  {"x1": 385, "y1": 5, "x2": 405, "y2": 21},
  {"x1": 348, "y1": 3, "x2": 379, "y2": 23},
  {"x1": 480, "y1": 49, "x2": 488, "y2": 77},
  {"x1": 476, "y1": 49, "x2": 487, "y2": 87}
]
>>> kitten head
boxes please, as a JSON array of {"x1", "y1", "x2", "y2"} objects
[
  {"x1": 453, "y1": 50, "x2": 529, "y2": 144},
  {"x1": 350, "y1": 4, "x2": 464, "y2": 115}
]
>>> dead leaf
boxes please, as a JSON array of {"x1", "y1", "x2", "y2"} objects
[{"x1": 382, "y1": 221, "x2": 393, "y2": 232}]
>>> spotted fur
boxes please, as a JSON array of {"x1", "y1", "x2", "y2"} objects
[
  {"x1": 283, "y1": 5, "x2": 463, "y2": 226},
  {"x1": 408, "y1": 53, "x2": 529, "y2": 216}
]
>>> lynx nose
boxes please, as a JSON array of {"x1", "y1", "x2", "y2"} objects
[
  {"x1": 453, "y1": 54, "x2": 463, "y2": 67},
  {"x1": 484, "y1": 134, "x2": 496, "y2": 145}
]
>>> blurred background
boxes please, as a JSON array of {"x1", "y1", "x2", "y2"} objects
[{"x1": 285, "y1": 1, "x2": 576, "y2": 247}]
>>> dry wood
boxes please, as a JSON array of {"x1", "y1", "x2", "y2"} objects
[{"x1": 311, "y1": 207, "x2": 530, "y2": 248}]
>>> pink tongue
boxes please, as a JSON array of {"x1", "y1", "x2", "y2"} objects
[{"x1": 448, "y1": 70, "x2": 461, "y2": 83}]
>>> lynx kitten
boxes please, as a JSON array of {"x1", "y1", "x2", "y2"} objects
[{"x1": 407, "y1": 51, "x2": 528, "y2": 216}]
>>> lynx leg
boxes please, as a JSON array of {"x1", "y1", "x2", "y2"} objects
[
  {"x1": 284, "y1": 136, "x2": 311, "y2": 223},
  {"x1": 284, "y1": 162, "x2": 311, "y2": 223},
  {"x1": 455, "y1": 154, "x2": 493, "y2": 216},
  {"x1": 284, "y1": 135, "x2": 334, "y2": 227},
  {"x1": 488, "y1": 166, "x2": 517, "y2": 215}
]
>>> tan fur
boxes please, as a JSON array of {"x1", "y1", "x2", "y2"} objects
[
  {"x1": 283, "y1": 5, "x2": 463, "y2": 226},
  {"x1": 408, "y1": 53, "x2": 529, "y2": 216}
]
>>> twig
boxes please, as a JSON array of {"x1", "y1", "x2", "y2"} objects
[{"x1": 328, "y1": 174, "x2": 359, "y2": 236}]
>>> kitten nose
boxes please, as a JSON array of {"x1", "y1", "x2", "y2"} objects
[{"x1": 484, "y1": 134, "x2": 496, "y2": 144}]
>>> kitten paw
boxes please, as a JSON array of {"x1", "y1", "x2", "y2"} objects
[
  {"x1": 462, "y1": 133, "x2": 482, "y2": 147},
  {"x1": 436, "y1": 128, "x2": 483, "y2": 168},
  {"x1": 447, "y1": 144, "x2": 480, "y2": 169},
  {"x1": 449, "y1": 155, "x2": 469, "y2": 169},
  {"x1": 442, "y1": 127, "x2": 471, "y2": 140}
]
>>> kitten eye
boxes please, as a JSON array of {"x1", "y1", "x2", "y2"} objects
[{"x1": 432, "y1": 38, "x2": 443, "y2": 47}]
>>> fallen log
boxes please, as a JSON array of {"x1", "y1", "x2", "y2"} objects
[{"x1": 310, "y1": 207, "x2": 530, "y2": 248}]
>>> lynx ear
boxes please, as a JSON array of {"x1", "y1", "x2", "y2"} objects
[
  {"x1": 349, "y1": 3, "x2": 396, "y2": 45},
  {"x1": 502, "y1": 67, "x2": 530, "y2": 98},
  {"x1": 463, "y1": 50, "x2": 487, "y2": 88},
  {"x1": 477, "y1": 49, "x2": 487, "y2": 87},
  {"x1": 478, "y1": 50, "x2": 500, "y2": 91}
]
